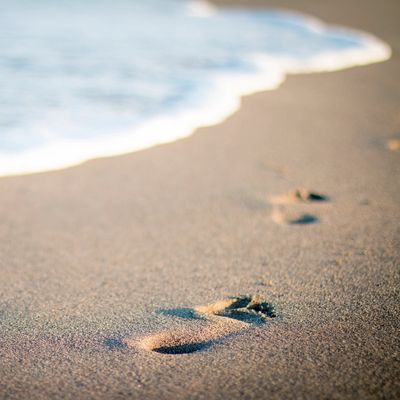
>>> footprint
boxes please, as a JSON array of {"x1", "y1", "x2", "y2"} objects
[
  {"x1": 124, "y1": 295, "x2": 276, "y2": 355},
  {"x1": 269, "y1": 189, "x2": 328, "y2": 225},
  {"x1": 271, "y1": 207, "x2": 319, "y2": 225},
  {"x1": 386, "y1": 139, "x2": 400, "y2": 151}
]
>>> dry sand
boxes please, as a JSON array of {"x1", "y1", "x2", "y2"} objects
[{"x1": 0, "y1": 0, "x2": 399, "y2": 398}]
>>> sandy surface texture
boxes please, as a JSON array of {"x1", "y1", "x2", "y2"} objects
[{"x1": 1, "y1": 0, "x2": 399, "y2": 399}]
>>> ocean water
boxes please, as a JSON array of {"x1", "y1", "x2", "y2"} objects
[{"x1": 0, "y1": 0, "x2": 391, "y2": 176}]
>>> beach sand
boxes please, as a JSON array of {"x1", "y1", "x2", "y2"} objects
[{"x1": 0, "y1": 0, "x2": 399, "y2": 398}]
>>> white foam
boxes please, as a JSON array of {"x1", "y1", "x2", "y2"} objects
[{"x1": 0, "y1": 2, "x2": 391, "y2": 177}]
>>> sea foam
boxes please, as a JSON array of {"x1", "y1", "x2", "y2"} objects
[{"x1": 0, "y1": 0, "x2": 391, "y2": 176}]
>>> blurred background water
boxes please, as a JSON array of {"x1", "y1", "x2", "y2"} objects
[{"x1": 0, "y1": 0, "x2": 389, "y2": 175}]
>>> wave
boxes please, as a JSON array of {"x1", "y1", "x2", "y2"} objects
[{"x1": 0, "y1": 0, "x2": 391, "y2": 176}]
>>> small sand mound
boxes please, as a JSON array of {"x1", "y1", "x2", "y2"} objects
[{"x1": 387, "y1": 139, "x2": 400, "y2": 151}]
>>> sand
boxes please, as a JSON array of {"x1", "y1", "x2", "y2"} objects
[{"x1": 0, "y1": 0, "x2": 399, "y2": 399}]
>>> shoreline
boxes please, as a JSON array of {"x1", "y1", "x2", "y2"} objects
[
  {"x1": 1, "y1": 0, "x2": 399, "y2": 399},
  {"x1": 0, "y1": 4, "x2": 391, "y2": 177}
]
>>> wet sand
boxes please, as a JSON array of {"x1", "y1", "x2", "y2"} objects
[{"x1": 0, "y1": 0, "x2": 399, "y2": 399}]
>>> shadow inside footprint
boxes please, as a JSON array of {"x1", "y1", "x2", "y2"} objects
[
  {"x1": 217, "y1": 310, "x2": 270, "y2": 324},
  {"x1": 152, "y1": 340, "x2": 213, "y2": 355},
  {"x1": 306, "y1": 192, "x2": 328, "y2": 202},
  {"x1": 272, "y1": 208, "x2": 319, "y2": 225},
  {"x1": 289, "y1": 214, "x2": 318, "y2": 225}
]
